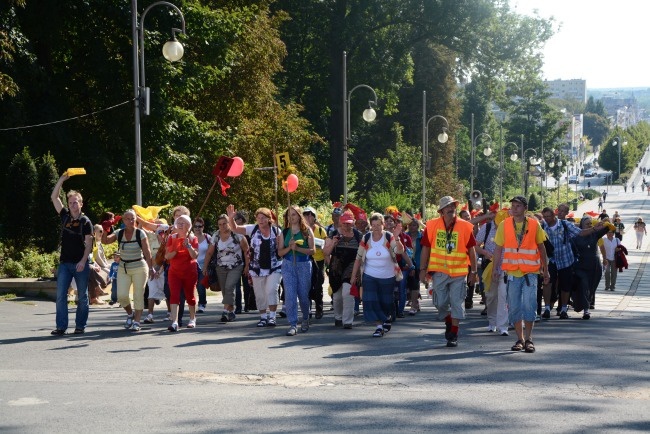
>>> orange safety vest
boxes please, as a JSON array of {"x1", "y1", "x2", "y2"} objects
[
  {"x1": 501, "y1": 216, "x2": 541, "y2": 273},
  {"x1": 425, "y1": 217, "x2": 473, "y2": 277}
]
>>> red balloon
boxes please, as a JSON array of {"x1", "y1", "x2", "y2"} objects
[
  {"x1": 227, "y1": 157, "x2": 244, "y2": 177},
  {"x1": 284, "y1": 174, "x2": 299, "y2": 193}
]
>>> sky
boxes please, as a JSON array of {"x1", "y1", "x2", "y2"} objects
[{"x1": 512, "y1": 0, "x2": 649, "y2": 89}]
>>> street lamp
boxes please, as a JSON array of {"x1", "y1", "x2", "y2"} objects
[
  {"x1": 499, "y1": 142, "x2": 519, "y2": 203},
  {"x1": 421, "y1": 91, "x2": 449, "y2": 220},
  {"x1": 548, "y1": 152, "x2": 563, "y2": 200},
  {"x1": 523, "y1": 148, "x2": 539, "y2": 197},
  {"x1": 132, "y1": 0, "x2": 186, "y2": 206},
  {"x1": 342, "y1": 51, "x2": 377, "y2": 205},
  {"x1": 612, "y1": 135, "x2": 627, "y2": 182},
  {"x1": 471, "y1": 132, "x2": 492, "y2": 192}
]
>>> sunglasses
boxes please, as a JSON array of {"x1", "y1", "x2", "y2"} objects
[{"x1": 193, "y1": 225, "x2": 203, "y2": 229}]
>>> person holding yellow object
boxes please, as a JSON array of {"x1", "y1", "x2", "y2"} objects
[{"x1": 64, "y1": 168, "x2": 86, "y2": 176}]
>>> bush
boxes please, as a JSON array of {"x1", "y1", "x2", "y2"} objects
[
  {"x1": 0, "y1": 246, "x2": 59, "y2": 278},
  {"x1": 528, "y1": 193, "x2": 539, "y2": 212}
]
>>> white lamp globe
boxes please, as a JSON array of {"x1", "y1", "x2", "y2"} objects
[
  {"x1": 362, "y1": 108, "x2": 376, "y2": 122},
  {"x1": 438, "y1": 131, "x2": 449, "y2": 143},
  {"x1": 162, "y1": 39, "x2": 184, "y2": 62}
]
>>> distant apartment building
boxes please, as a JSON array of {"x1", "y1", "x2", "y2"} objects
[{"x1": 545, "y1": 79, "x2": 587, "y2": 103}]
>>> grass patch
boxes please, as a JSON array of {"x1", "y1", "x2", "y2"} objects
[{"x1": 0, "y1": 293, "x2": 17, "y2": 302}]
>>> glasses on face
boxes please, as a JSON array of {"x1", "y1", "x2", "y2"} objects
[{"x1": 193, "y1": 225, "x2": 203, "y2": 229}]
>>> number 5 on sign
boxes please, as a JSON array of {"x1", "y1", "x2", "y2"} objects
[{"x1": 276, "y1": 152, "x2": 290, "y2": 171}]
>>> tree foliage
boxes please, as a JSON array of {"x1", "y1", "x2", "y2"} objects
[
  {"x1": 5, "y1": 147, "x2": 36, "y2": 246},
  {"x1": 34, "y1": 152, "x2": 61, "y2": 252}
]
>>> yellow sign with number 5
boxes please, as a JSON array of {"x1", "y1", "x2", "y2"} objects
[{"x1": 275, "y1": 152, "x2": 290, "y2": 172}]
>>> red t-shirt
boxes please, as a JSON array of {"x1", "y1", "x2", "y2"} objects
[{"x1": 166, "y1": 234, "x2": 199, "y2": 273}]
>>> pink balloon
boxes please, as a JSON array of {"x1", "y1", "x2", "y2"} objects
[
  {"x1": 227, "y1": 157, "x2": 244, "y2": 177},
  {"x1": 285, "y1": 174, "x2": 299, "y2": 193}
]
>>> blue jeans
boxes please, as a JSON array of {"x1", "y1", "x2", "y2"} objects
[
  {"x1": 196, "y1": 264, "x2": 207, "y2": 306},
  {"x1": 56, "y1": 261, "x2": 90, "y2": 331},
  {"x1": 281, "y1": 259, "x2": 312, "y2": 327},
  {"x1": 397, "y1": 269, "x2": 410, "y2": 313},
  {"x1": 507, "y1": 274, "x2": 538, "y2": 324}
]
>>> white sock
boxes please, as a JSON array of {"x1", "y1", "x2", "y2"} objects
[{"x1": 269, "y1": 311, "x2": 277, "y2": 319}]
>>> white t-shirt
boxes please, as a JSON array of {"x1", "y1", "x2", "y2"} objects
[
  {"x1": 602, "y1": 236, "x2": 619, "y2": 261},
  {"x1": 364, "y1": 237, "x2": 395, "y2": 279}
]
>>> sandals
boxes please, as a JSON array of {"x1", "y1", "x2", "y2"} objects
[
  {"x1": 511, "y1": 340, "x2": 525, "y2": 351},
  {"x1": 524, "y1": 339, "x2": 536, "y2": 353},
  {"x1": 372, "y1": 327, "x2": 384, "y2": 337}
]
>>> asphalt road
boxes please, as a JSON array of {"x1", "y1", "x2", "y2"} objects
[{"x1": 2, "y1": 154, "x2": 650, "y2": 433}]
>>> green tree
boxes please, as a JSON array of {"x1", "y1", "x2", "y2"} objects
[
  {"x1": 5, "y1": 147, "x2": 36, "y2": 246},
  {"x1": 583, "y1": 113, "x2": 610, "y2": 149},
  {"x1": 34, "y1": 152, "x2": 61, "y2": 252},
  {"x1": 585, "y1": 96, "x2": 606, "y2": 117}
]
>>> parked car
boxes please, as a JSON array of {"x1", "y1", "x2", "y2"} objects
[
  {"x1": 568, "y1": 175, "x2": 579, "y2": 184},
  {"x1": 585, "y1": 169, "x2": 597, "y2": 177}
]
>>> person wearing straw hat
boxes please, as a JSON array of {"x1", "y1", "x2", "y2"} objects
[
  {"x1": 491, "y1": 196, "x2": 549, "y2": 353},
  {"x1": 419, "y1": 196, "x2": 478, "y2": 348}
]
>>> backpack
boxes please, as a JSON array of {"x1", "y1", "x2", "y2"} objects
[{"x1": 117, "y1": 228, "x2": 143, "y2": 250}]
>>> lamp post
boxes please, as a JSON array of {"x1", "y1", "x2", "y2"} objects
[
  {"x1": 523, "y1": 148, "x2": 539, "y2": 197},
  {"x1": 421, "y1": 91, "x2": 449, "y2": 220},
  {"x1": 342, "y1": 51, "x2": 377, "y2": 205},
  {"x1": 132, "y1": 0, "x2": 186, "y2": 206},
  {"x1": 612, "y1": 135, "x2": 627, "y2": 182},
  {"x1": 498, "y1": 142, "x2": 519, "y2": 203},
  {"x1": 548, "y1": 151, "x2": 563, "y2": 201},
  {"x1": 470, "y1": 130, "x2": 492, "y2": 193}
]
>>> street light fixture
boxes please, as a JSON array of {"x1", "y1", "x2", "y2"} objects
[
  {"x1": 342, "y1": 51, "x2": 378, "y2": 205},
  {"x1": 499, "y1": 142, "x2": 519, "y2": 203},
  {"x1": 471, "y1": 132, "x2": 492, "y2": 192},
  {"x1": 421, "y1": 90, "x2": 449, "y2": 220},
  {"x1": 523, "y1": 148, "x2": 540, "y2": 197},
  {"x1": 132, "y1": 0, "x2": 186, "y2": 206},
  {"x1": 612, "y1": 135, "x2": 627, "y2": 182}
]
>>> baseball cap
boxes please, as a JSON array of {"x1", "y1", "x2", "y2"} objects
[
  {"x1": 303, "y1": 206, "x2": 317, "y2": 216},
  {"x1": 510, "y1": 196, "x2": 528, "y2": 207}
]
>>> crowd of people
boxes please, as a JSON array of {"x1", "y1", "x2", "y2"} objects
[{"x1": 49, "y1": 173, "x2": 632, "y2": 353}]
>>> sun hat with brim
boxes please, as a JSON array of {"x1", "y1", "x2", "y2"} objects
[
  {"x1": 437, "y1": 196, "x2": 459, "y2": 212},
  {"x1": 303, "y1": 206, "x2": 317, "y2": 216}
]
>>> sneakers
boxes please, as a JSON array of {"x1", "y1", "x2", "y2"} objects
[
  {"x1": 465, "y1": 300, "x2": 473, "y2": 309},
  {"x1": 315, "y1": 310, "x2": 323, "y2": 319},
  {"x1": 301, "y1": 319, "x2": 309, "y2": 332},
  {"x1": 197, "y1": 304, "x2": 206, "y2": 313},
  {"x1": 220, "y1": 313, "x2": 229, "y2": 323},
  {"x1": 487, "y1": 325, "x2": 496, "y2": 333},
  {"x1": 535, "y1": 314, "x2": 541, "y2": 322},
  {"x1": 164, "y1": 313, "x2": 172, "y2": 321},
  {"x1": 396, "y1": 312, "x2": 405, "y2": 318},
  {"x1": 168, "y1": 322, "x2": 178, "y2": 332},
  {"x1": 559, "y1": 311, "x2": 569, "y2": 319},
  {"x1": 267, "y1": 317, "x2": 277, "y2": 327},
  {"x1": 382, "y1": 321, "x2": 392, "y2": 333},
  {"x1": 541, "y1": 310, "x2": 551, "y2": 319},
  {"x1": 500, "y1": 330, "x2": 509, "y2": 336},
  {"x1": 343, "y1": 324, "x2": 353, "y2": 329},
  {"x1": 51, "y1": 329, "x2": 65, "y2": 336},
  {"x1": 582, "y1": 312, "x2": 591, "y2": 320},
  {"x1": 408, "y1": 308, "x2": 417, "y2": 316},
  {"x1": 187, "y1": 319, "x2": 196, "y2": 328},
  {"x1": 130, "y1": 322, "x2": 141, "y2": 332},
  {"x1": 334, "y1": 319, "x2": 343, "y2": 327},
  {"x1": 480, "y1": 307, "x2": 488, "y2": 316},
  {"x1": 143, "y1": 314, "x2": 154, "y2": 324},
  {"x1": 278, "y1": 311, "x2": 287, "y2": 318},
  {"x1": 286, "y1": 326, "x2": 297, "y2": 336},
  {"x1": 124, "y1": 315, "x2": 133, "y2": 329},
  {"x1": 372, "y1": 327, "x2": 384, "y2": 337},
  {"x1": 227, "y1": 312, "x2": 236, "y2": 322},
  {"x1": 256, "y1": 318, "x2": 267, "y2": 327},
  {"x1": 446, "y1": 333, "x2": 458, "y2": 347}
]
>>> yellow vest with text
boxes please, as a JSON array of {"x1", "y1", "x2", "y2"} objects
[
  {"x1": 502, "y1": 216, "x2": 541, "y2": 273},
  {"x1": 425, "y1": 217, "x2": 473, "y2": 277}
]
